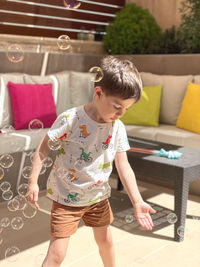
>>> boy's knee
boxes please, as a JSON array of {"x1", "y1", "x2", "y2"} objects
[
  {"x1": 48, "y1": 249, "x2": 66, "y2": 265},
  {"x1": 96, "y1": 235, "x2": 114, "y2": 248}
]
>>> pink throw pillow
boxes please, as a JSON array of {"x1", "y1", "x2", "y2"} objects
[{"x1": 8, "y1": 82, "x2": 57, "y2": 130}]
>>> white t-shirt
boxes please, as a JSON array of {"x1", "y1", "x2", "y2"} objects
[{"x1": 47, "y1": 105, "x2": 130, "y2": 207}]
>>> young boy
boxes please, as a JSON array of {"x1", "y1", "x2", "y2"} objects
[{"x1": 28, "y1": 56, "x2": 156, "y2": 267}]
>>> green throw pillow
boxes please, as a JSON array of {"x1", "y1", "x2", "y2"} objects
[{"x1": 121, "y1": 84, "x2": 162, "y2": 126}]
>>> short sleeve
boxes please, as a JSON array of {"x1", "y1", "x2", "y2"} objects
[
  {"x1": 116, "y1": 120, "x2": 130, "y2": 152},
  {"x1": 47, "y1": 111, "x2": 70, "y2": 142}
]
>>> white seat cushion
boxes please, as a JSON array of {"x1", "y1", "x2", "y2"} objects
[{"x1": 125, "y1": 124, "x2": 200, "y2": 149}]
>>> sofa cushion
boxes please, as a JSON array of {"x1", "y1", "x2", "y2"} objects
[
  {"x1": 141, "y1": 72, "x2": 193, "y2": 125},
  {"x1": 121, "y1": 84, "x2": 162, "y2": 127},
  {"x1": 0, "y1": 129, "x2": 48, "y2": 154},
  {"x1": 70, "y1": 71, "x2": 94, "y2": 107},
  {"x1": 0, "y1": 72, "x2": 70, "y2": 129},
  {"x1": 8, "y1": 82, "x2": 57, "y2": 130},
  {"x1": 125, "y1": 124, "x2": 200, "y2": 149},
  {"x1": 176, "y1": 82, "x2": 200, "y2": 134}
]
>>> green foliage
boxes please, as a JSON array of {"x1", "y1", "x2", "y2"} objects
[
  {"x1": 154, "y1": 26, "x2": 181, "y2": 54},
  {"x1": 103, "y1": 3, "x2": 161, "y2": 54},
  {"x1": 177, "y1": 0, "x2": 200, "y2": 53}
]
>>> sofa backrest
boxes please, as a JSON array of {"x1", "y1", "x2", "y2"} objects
[{"x1": 141, "y1": 72, "x2": 194, "y2": 125}]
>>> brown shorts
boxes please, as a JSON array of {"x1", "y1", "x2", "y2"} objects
[{"x1": 50, "y1": 199, "x2": 114, "y2": 238}]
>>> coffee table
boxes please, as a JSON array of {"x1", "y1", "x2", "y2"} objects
[{"x1": 117, "y1": 137, "x2": 200, "y2": 242}]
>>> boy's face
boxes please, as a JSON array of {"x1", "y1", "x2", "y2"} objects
[{"x1": 95, "y1": 87, "x2": 136, "y2": 123}]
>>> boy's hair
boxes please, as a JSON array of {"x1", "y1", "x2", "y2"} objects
[{"x1": 96, "y1": 56, "x2": 142, "y2": 102}]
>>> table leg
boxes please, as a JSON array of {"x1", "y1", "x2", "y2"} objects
[{"x1": 174, "y1": 178, "x2": 189, "y2": 242}]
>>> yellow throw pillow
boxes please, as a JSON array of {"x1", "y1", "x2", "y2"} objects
[
  {"x1": 176, "y1": 82, "x2": 200, "y2": 134},
  {"x1": 121, "y1": 84, "x2": 162, "y2": 126}
]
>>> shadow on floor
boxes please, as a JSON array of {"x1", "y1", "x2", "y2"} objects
[{"x1": 110, "y1": 188, "x2": 200, "y2": 242}]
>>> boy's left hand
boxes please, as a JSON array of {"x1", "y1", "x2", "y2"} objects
[{"x1": 133, "y1": 201, "x2": 156, "y2": 230}]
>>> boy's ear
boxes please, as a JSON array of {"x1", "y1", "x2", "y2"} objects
[{"x1": 94, "y1": 86, "x2": 103, "y2": 98}]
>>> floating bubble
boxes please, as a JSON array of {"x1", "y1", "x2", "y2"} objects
[
  {"x1": 1, "y1": 125, "x2": 14, "y2": 134},
  {"x1": 63, "y1": 0, "x2": 81, "y2": 9},
  {"x1": 43, "y1": 157, "x2": 53, "y2": 168},
  {"x1": 177, "y1": 225, "x2": 185, "y2": 238},
  {"x1": 5, "y1": 246, "x2": 20, "y2": 262},
  {"x1": 35, "y1": 253, "x2": 46, "y2": 266},
  {"x1": 0, "y1": 181, "x2": 11, "y2": 192},
  {"x1": 28, "y1": 119, "x2": 43, "y2": 132},
  {"x1": 57, "y1": 35, "x2": 71, "y2": 50},
  {"x1": 30, "y1": 151, "x2": 45, "y2": 163},
  {"x1": 39, "y1": 164, "x2": 47, "y2": 175},
  {"x1": 0, "y1": 167, "x2": 4, "y2": 180},
  {"x1": 0, "y1": 217, "x2": 10, "y2": 227},
  {"x1": 11, "y1": 217, "x2": 24, "y2": 230},
  {"x1": 17, "y1": 183, "x2": 29, "y2": 197},
  {"x1": 48, "y1": 139, "x2": 61, "y2": 151},
  {"x1": 89, "y1": 66, "x2": 103, "y2": 82},
  {"x1": 2, "y1": 189, "x2": 13, "y2": 201},
  {"x1": 12, "y1": 195, "x2": 27, "y2": 210},
  {"x1": 22, "y1": 166, "x2": 32, "y2": 179},
  {"x1": 0, "y1": 234, "x2": 3, "y2": 245},
  {"x1": 125, "y1": 214, "x2": 134, "y2": 224},
  {"x1": 22, "y1": 202, "x2": 37, "y2": 218},
  {"x1": 7, "y1": 199, "x2": 17, "y2": 212},
  {"x1": 167, "y1": 213, "x2": 178, "y2": 224},
  {"x1": 6, "y1": 44, "x2": 24, "y2": 63},
  {"x1": 0, "y1": 154, "x2": 14, "y2": 168},
  {"x1": 56, "y1": 167, "x2": 68, "y2": 178}
]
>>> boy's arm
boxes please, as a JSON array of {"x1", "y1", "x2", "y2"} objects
[
  {"x1": 28, "y1": 134, "x2": 51, "y2": 209},
  {"x1": 114, "y1": 151, "x2": 156, "y2": 230}
]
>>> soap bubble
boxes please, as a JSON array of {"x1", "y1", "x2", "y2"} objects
[
  {"x1": 35, "y1": 253, "x2": 46, "y2": 266},
  {"x1": 89, "y1": 66, "x2": 103, "y2": 82},
  {"x1": 0, "y1": 217, "x2": 10, "y2": 227},
  {"x1": 63, "y1": 0, "x2": 81, "y2": 9},
  {"x1": 125, "y1": 214, "x2": 134, "y2": 224},
  {"x1": 11, "y1": 217, "x2": 24, "y2": 230},
  {"x1": 57, "y1": 35, "x2": 71, "y2": 50},
  {"x1": 56, "y1": 167, "x2": 68, "y2": 178},
  {"x1": 28, "y1": 119, "x2": 43, "y2": 132},
  {"x1": 12, "y1": 195, "x2": 27, "y2": 210},
  {"x1": 7, "y1": 199, "x2": 17, "y2": 212},
  {"x1": 22, "y1": 201, "x2": 37, "y2": 218},
  {"x1": 167, "y1": 213, "x2": 178, "y2": 224},
  {"x1": 0, "y1": 154, "x2": 14, "y2": 168},
  {"x1": 48, "y1": 139, "x2": 61, "y2": 151},
  {"x1": 39, "y1": 164, "x2": 47, "y2": 175},
  {"x1": 43, "y1": 157, "x2": 53, "y2": 168},
  {"x1": 17, "y1": 183, "x2": 29, "y2": 197},
  {"x1": 0, "y1": 234, "x2": 3, "y2": 245},
  {"x1": 30, "y1": 151, "x2": 45, "y2": 163},
  {"x1": 2, "y1": 189, "x2": 13, "y2": 201},
  {"x1": 6, "y1": 44, "x2": 24, "y2": 63},
  {"x1": 177, "y1": 225, "x2": 185, "y2": 238},
  {"x1": 1, "y1": 125, "x2": 14, "y2": 134},
  {"x1": 22, "y1": 166, "x2": 32, "y2": 179},
  {"x1": 0, "y1": 167, "x2": 4, "y2": 180},
  {"x1": 0, "y1": 181, "x2": 11, "y2": 191},
  {"x1": 5, "y1": 246, "x2": 20, "y2": 262}
]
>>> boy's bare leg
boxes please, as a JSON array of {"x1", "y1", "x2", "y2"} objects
[
  {"x1": 93, "y1": 225, "x2": 116, "y2": 267},
  {"x1": 42, "y1": 236, "x2": 70, "y2": 267}
]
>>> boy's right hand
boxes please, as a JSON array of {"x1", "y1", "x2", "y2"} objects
[{"x1": 28, "y1": 183, "x2": 40, "y2": 210}]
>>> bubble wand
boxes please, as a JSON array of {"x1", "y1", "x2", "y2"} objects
[{"x1": 129, "y1": 147, "x2": 182, "y2": 159}]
